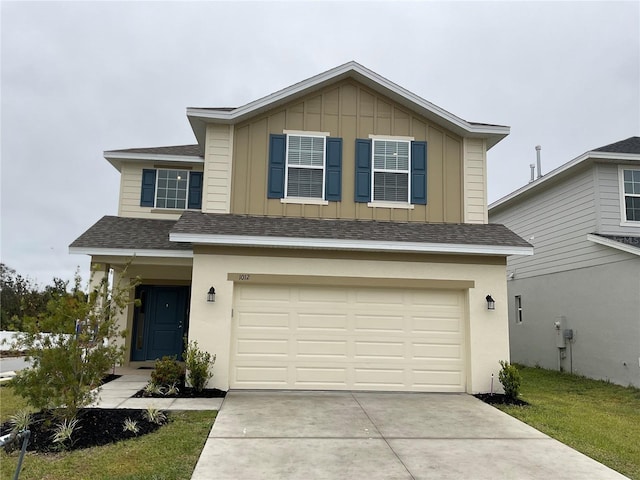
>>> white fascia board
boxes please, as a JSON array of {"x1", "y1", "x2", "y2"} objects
[
  {"x1": 489, "y1": 152, "x2": 640, "y2": 212},
  {"x1": 69, "y1": 247, "x2": 193, "y2": 258},
  {"x1": 587, "y1": 234, "x2": 640, "y2": 256},
  {"x1": 169, "y1": 232, "x2": 533, "y2": 256},
  {"x1": 186, "y1": 62, "x2": 509, "y2": 146},
  {"x1": 104, "y1": 152, "x2": 204, "y2": 171}
]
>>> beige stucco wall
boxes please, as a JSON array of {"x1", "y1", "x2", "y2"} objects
[
  {"x1": 229, "y1": 79, "x2": 465, "y2": 223},
  {"x1": 117, "y1": 161, "x2": 204, "y2": 219},
  {"x1": 188, "y1": 248, "x2": 509, "y2": 394}
]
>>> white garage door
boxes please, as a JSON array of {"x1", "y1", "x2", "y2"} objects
[{"x1": 231, "y1": 283, "x2": 466, "y2": 392}]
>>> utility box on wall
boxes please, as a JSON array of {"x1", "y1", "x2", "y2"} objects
[{"x1": 554, "y1": 316, "x2": 567, "y2": 348}]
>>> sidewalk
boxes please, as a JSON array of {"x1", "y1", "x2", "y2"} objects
[{"x1": 90, "y1": 367, "x2": 223, "y2": 411}]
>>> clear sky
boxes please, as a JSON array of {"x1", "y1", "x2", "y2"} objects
[{"x1": 1, "y1": 1, "x2": 638, "y2": 287}]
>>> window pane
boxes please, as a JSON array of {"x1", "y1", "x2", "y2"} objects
[
  {"x1": 626, "y1": 196, "x2": 640, "y2": 221},
  {"x1": 155, "y1": 169, "x2": 189, "y2": 209},
  {"x1": 373, "y1": 140, "x2": 409, "y2": 171},
  {"x1": 287, "y1": 167, "x2": 323, "y2": 198},
  {"x1": 288, "y1": 135, "x2": 324, "y2": 167},
  {"x1": 373, "y1": 172, "x2": 409, "y2": 202}
]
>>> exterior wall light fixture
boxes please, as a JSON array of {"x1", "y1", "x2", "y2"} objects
[
  {"x1": 207, "y1": 287, "x2": 216, "y2": 303},
  {"x1": 486, "y1": 294, "x2": 495, "y2": 310}
]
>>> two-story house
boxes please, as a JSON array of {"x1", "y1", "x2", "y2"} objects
[
  {"x1": 489, "y1": 137, "x2": 640, "y2": 388},
  {"x1": 70, "y1": 62, "x2": 531, "y2": 393}
]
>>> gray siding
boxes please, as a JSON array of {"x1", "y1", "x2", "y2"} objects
[
  {"x1": 596, "y1": 162, "x2": 640, "y2": 234},
  {"x1": 491, "y1": 165, "x2": 631, "y2": 279},
  {"x1": 508, "y1": 259, "x2": 640, "y2": 387}
]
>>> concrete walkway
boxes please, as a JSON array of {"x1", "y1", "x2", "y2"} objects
[
  {"x1": 191, "y1": 391, "x2": 629, "y2": 480},
  {"x1": 90, "y1": 369, "x2": 223, "y2": 411}
]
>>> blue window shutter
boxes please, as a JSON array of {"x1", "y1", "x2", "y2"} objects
[
  {"x1": 354, "y1": 139, "x2": 372, "y2": 202},
  {"x1": 188, "y1": 171, "x2": 203, "y2": 209},
  {"x1": 140, "y1": 169, "x2": 156, "y2": 207},
  {"x1": 325, "y1": 137, "x2": 342, "y2": 201},
  {"x1": 268, "y1": 134, "x2": 286, "y2": 198},
  {"x1": 411, "y1": 141, "x2": 427, "y2": 205}
]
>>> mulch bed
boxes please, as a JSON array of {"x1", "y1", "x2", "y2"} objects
[
  {"x1": 132, "y1": 385, "x2": 226, "y2": 399},
  {"x1": 1, "y1": 408, "x2": 165, "y2": 453},
  {"x1": 474, "y1": 393, "x2": 529, "y2": 406}
]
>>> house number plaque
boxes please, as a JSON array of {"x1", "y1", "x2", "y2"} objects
[{"x1": 238, "y1": 274, "x2": 251, "y2": 281}]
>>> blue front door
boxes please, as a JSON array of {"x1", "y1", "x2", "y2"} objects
[{"x1": 132, "y1": 285, "x2": 189, "y2": 361}]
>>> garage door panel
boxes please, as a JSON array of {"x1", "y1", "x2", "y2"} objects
[
  {"x1": 413, "y1": 342, "x2": 462, "y2": 360},
  {"x1": 354, "y1": 341, "x2": 405, "y2": 359},
  {"x1": 297, "y1": 313, "x2": 348, "y2": 331},
  {"x1": 296, "y1": 340, "x2": 348, "y2": 358},
  {"x1": 354, "y1": 314, "x2": 405, "y2": 332},
  {"x1": 231, "y1": 284, "x2": 466, "y2": 392},
  {"x1": 237, "y1": 311, "x2": 290, "y2": 329}
]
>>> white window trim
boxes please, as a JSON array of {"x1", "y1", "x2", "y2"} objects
[
  {"x1": 155, "y1": 168, "x2": 190, "y2": 210},
  {"x1": 618, "y1": 165, "x2": 640, "y2": 227},
  {"x1": 283, "y1": 133, "x2": 327, "y2": 201},
  {"x1": 515, "y1": 295, "x2": 523, "y2": 324},
  {"x1": 281, "y1": 197, "x2": 329, "y2": 206},
  {"x1": 370, "y1": 137, "x2": 412, "y2": 205}
]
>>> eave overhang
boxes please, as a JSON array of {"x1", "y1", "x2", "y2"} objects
[
  {"x1": 104, "y1": 152, "x2": 204, "y2": 172},
  {"x1": 169, "y1": 232, "x2": 533, "y2": 257},
  {"x1": 187, "y1": 61, "x2": 509, "y2": 151},
  {"x1": 69, "y1": 247, "x2": 193, "y2": 258}
]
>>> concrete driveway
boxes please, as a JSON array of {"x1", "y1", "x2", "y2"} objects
[{"x1": 191, "y1": 392, "x2": 628, "y2": 480}]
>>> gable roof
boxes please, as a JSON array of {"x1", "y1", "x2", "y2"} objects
[
  {"x1": 187, "y1": 61, "x2": 510, "y2": 151},
  {"x1": 103, "y1": 145, "x2": 203, "y2": 171},
  {"x1": 170, "y1": 211, "x2": 532, "y2": 256},
  {"x1": 69, "y1": 213, "x2": 532, "y2": 258},
  {"x1": 593, "y1": 136, "x2": 640, "y2": 154},
  {"x1": 489, "y1": 136, "x2": 640, "y2": 212}
]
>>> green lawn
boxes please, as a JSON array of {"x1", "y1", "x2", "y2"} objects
[
  {"x1": 0, "y1": 384, "x2": 216, "y2": 480},
  {"x1": 494, "y1": 366, "x2": 640, "y2": 480}
]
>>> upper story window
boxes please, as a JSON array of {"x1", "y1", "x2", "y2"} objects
[
  {"x1": 140, "y1": 168, "x2": 202, "y2": 210},
  {"x1": 268, "y1": 132, "x2": 342, "y2": 203},
  {"x1": 156, "y1": 169, "x2": 189, "y2": 209},
  {"x1": 355, "y1": 137, "x2": 427, "y2": 207},
  {"x1": 372, "y1": 139, "x2": 410, "y2": 202},
  {"x1": 622, "y1": 168, "x2": 640, "y2": 222},
  {"x1": 285, "y1": 135, "x2": 325, "y2": 199}
]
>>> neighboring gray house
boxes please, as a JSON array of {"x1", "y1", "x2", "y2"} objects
[{"x1": 489, "y1": 137, "x2": 640, "y2": 388}]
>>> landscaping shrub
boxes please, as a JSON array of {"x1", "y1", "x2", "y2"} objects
[
  {"x1": 498, "y1": 360, "x2": 522, "y2": 399},
  {"x1": 183, "y1": 340, "x2": 215, "y2": 392},
  {"x1": 11, "y1": 266, "x2": 138, "y2": 420},
  {"x1": 150, "y1": 356, "x2": 185, "y2": 387}
]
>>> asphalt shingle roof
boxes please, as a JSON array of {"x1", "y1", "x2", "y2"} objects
[
  {"x1": 70, "y1": 216, "x2": 191, "y2": 251},
  {"x1": 593, "y1": 137, "x2": 640, "y2": 154},
  {"x1": 105, "y1": 145, "x2": 203, "y2": 157},
  {"x1": 172, "y1": 211, "x2": 532, "y2": 248}
]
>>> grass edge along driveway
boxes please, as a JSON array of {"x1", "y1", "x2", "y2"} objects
[{"x1": 493, "y1": 365, "x2": 639, "y2": 480}]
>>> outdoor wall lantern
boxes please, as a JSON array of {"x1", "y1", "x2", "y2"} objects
[
  {"x1": 207, "y1": 287, "x2": 216, "y2": 303},
  {"x1": 485, "y1": 294, "x2": 496, "y2": 310}
]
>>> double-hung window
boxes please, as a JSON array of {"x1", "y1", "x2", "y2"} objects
[
  {"x1": 140, "y1": 168, "x2": 203, "y2": 210},
  {"x1": 285, "y1": 135, "x2": 325, "y2": 199},
  {"x1": 355, "y1": 137, "x2": 427, "y2": 206},
  {"x1": 621, "y1": 168, "x2": 640, "y2": 223},
  {"x1": 372, "y1": 139, "x2": 410, "y2": 203},
  {"x1": 267, "y1": 132, "x2": 342, "y2": 202}
]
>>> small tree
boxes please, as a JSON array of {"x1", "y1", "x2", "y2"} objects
[
  {"x1": 498, "y1": 360, "x2": 522, "y2": 400},
  {"x1": 12, "y1": 265, "x2": 138, "y2": 420},
  {"x1": 183, "y1": 339, "x2": 215, "y2": 392}
]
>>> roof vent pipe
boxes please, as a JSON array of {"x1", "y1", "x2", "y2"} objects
[
  {"x1": 529, "y1": 164, "x2": 536, "y2": 183},
  {"x1": 535, "y1": 145, "x2": 542, "y2": 178}
]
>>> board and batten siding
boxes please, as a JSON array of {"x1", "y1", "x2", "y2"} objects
[
  {"x1": 490, "y1": 165, "x2": 631, "y2": 279},
  {"x1": 203, "y1": 124, "x2": 233, "y2": 214},
  {"x1": 229, "y1": 79, "x2": 465, "y2": 223},
  {"x1": 463, "y1": 138, "x2": 487, "y2": 224},
  {"x1": 117, "y1": 161, "x2": 203, "y2": 220}
]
